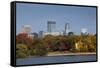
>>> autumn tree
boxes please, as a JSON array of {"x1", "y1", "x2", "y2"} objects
[{"x1": 16, "y1": 33, "x2": 33, "y2": 48}]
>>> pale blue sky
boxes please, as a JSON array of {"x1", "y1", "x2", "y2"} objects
[{"x1": 16, "y1": 3, "x2": 96, "y2": 35}]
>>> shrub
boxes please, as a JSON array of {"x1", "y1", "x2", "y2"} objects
[
  {"x1": 32, "y1": 44, "x2": 48, "y2": 56},
  {"x1": 16, "y1": 44, "x2": 29, "y2": 58}
]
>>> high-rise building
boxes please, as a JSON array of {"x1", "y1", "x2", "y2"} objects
[
  {"x1": 39, "y1": 31, "x2": 44, "y2": 38},
  {"x1": 47, "y1": 21, "x2": 56, "y2": 32},
  {"x1": 21, "y1": 25, "x2": 32, "y2": 34}
]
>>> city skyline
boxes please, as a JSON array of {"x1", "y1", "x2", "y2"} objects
[{"x1": 16, "y1": 3, "x2": 96, "y2": 35}]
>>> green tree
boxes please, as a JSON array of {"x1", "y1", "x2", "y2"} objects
[
  {"x1": 31, "y1": 44, "x2": 48, "y2": 56},
  {"x1": 16, "y1": 44, "x2": 29, "y2": 58}
]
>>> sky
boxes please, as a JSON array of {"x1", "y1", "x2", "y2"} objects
[{"x1": 16, "y1": 3, "x2": 96, "y2": 35}]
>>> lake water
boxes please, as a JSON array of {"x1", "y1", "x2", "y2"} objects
[{"x1": 16, "y1": 54, "x2": 96, "y2": 66}]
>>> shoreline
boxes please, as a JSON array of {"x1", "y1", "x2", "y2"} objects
[
  {"x1": 16, "y1": 52, "x2": 96, "y2": 59},
  {"x1": 47, "y1": 52, "x2": 96, "y2": 56}
]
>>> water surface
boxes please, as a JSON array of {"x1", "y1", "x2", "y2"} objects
[{"x1": 16, "y1": 54, "x2": 96, "y2": 65}]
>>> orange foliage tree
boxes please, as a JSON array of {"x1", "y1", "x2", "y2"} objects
[{"x1": 16, "y1": 33, "x2": 33, "y2": 48}]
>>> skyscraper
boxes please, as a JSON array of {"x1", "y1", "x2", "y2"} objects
[
  {"x1": 39, "y1": 31, "x2": 44, "y2": 38},
  {"x1": 47, "y1": 21, "x2": 56, "y2": 32},
  {"x1": 21, "y1": 25, "x2": 32, "y2": 34}
]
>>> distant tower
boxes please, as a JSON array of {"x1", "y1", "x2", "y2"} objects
[
  {"x1": 39, "y1": 31, "x2": 44, "y2": 38},
  {"x1": 21, "y1": 25, "x2": 32, "y2": 34},
  {"x1": 65, "y1": 23, "x2": 70, "y2": 35},
  {"x1": 81, "y1": 28, "x2": 88, "y2": 35},
  {"x1": 31, "y1": 32, "x2": 38, "y2": 38},
  {"x1": 47, "y1": 21, "x2": 56, "y2": 32}
]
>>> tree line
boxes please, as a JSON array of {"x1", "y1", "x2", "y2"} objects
[{"x1": 16, "y1": 33, "x2": 96, "y2": 58}]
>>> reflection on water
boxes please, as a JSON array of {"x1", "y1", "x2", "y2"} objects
[{"x1": 16, "y1": 54, "x2": 96, "y2": 65}]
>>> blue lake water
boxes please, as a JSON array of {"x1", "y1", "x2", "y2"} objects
[{"x1": 16, "y1": 54, "x2": 96, "y2": 65}]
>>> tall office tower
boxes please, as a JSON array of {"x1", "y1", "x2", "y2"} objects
[
  {"x1": 65, "y1": 23, "x2": 70, "y2": 35},
  {"x1": 21, "y1": 25, "x2": 32, "y2": 34},
  {"x1": 39, "y1": 31, "x2": 44, "y2": 38},
  {"x1": 47, "y1": 21, "x2": 56, "y2": 32}
]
